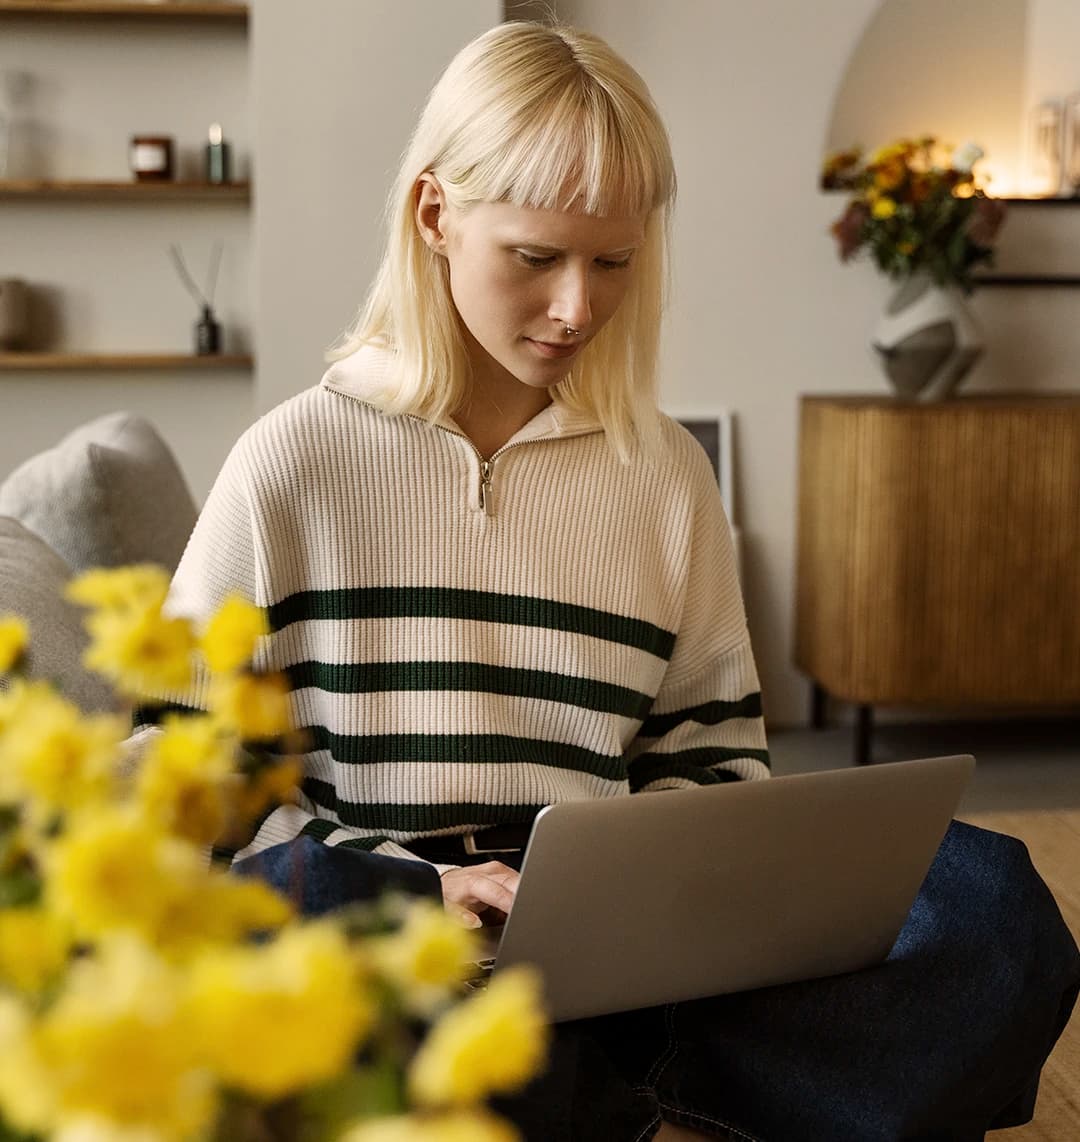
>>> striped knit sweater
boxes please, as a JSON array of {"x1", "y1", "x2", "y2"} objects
[{"x1": 167, "y1": 345, "x2": 770, "y2": 867}]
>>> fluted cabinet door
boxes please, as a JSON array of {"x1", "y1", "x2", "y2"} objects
[{"x1": 795, "y1": 395, "x2": 1080, "y2": 706}]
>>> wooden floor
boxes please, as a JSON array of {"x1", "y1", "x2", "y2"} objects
[{"x1": 958, "y1": 809, "x2": 1080, "y2": 1140}]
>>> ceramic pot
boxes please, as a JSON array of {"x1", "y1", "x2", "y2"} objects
[{"x1": 872, "y1": 273, "x2": 983, "y2": 401}]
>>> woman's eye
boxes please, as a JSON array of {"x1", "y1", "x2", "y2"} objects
[
  {"x1": 596, "y1": 257, "x2": 633, "y2": 271},
  {"x1": 516, "y1": 251, "x2": 556, "y2": 268}
]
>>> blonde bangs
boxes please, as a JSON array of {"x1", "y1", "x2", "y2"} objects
[
  {"x1": 445, "y1": 30, "x2": 674, "y2": 219},
  {"x1": 465, "y1": 87, "x2": 675, "y2": 219}
]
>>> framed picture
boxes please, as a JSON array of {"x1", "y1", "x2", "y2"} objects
[
  {"x1": 673, "y1": 413, "x2": 735, "y2": 525},
  {"x1": 673, "y1": 412, "x2": 741, "y2": 581},
  {"x1": 1029, "y1": 101, "x2": 1064, "y2": 196},
  {"x1": 1064, "y1": 92, "x2": 1080, "y2": 197}
]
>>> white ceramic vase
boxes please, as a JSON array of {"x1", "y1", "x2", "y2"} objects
[{"x1": 871, "y1": 273, "x2": 983, "y2": 401}]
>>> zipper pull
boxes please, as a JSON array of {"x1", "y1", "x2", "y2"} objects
[{"x1": 479, "y1": 460, "x2": 494, "y2": 515}]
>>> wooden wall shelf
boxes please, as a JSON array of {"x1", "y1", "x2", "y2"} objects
[
  {"x1": 973, "y1": 274, "x2": 1080, "y2": 289},
  {"x1": 0, "y1": 353, "x2": 254, "y2": 370},
  {"x1": 998, "y1": 196, "x2": 1080, "y2": 206},
  {"x1": 0, "y1": 180, "x2": 250, "y2": 201},
  {"x1": 0, "y1": 1, "x2": 248, "y2": 20}
]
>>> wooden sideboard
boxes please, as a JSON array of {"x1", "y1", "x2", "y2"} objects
[{"x1": 794, "y1": 394, "x2": 1080, "y2": 763}]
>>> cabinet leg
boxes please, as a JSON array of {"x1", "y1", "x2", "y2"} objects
[
  {"x1": 854, "y1": 705, "x2": 873, "y2": 765},
  {"x1": 810, "y1": 682, "x2": 828, "y2": 729}
]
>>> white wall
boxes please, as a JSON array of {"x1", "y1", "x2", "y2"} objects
[
  {"x1": 1025, "y1": 0, "x2": 1080, "y2": 107},
  {"x1": 251, "y1": 0, "x2": 502, "y2": 415}
]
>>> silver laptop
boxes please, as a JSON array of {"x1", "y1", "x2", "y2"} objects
[{"x1": 473, "y1": 754, "x2": 974, "y2": 1022}]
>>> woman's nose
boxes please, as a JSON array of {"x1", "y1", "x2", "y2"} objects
[{"x1": 549, "y1": 265, "x2": 592, "y2": 332}]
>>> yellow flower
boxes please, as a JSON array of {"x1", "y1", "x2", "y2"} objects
[
  {"x1": 0, "y1": 908, "x2": 71, "y2": 994},
  {"x1": 37, "y1": 937, "x2": 216, "y2": 1140},
  {"x1": 187, "y1": 921, "x2": 374, "y2": 1099},
  {"x1": 156, "y1": 873, "x2": 293, "y2": 956},
  {"x1": 408, "y1": 967, "x2": 549, "y2": 1108},
  {"x1": 200, "y1": 593, "x2": 269, "y2": 674},
  {"x1": 873, "y1": 162, "x2": 905, "y2": 192},
  {"x1": 46, "y1": 809, "x2": 202, "y2": 943},
  {"x1": 0, "y1": 995, "x2": 57, "y2": 1133},
  {"x1": 0, "y1": 681, "x2": 123, "y2": 815},
  {"x1": 65, "y1": 565, "x2": 170, "y2": 614},
  {"x1": 871, "y1": 196, "x2": 898, "y2": 220},
  {"x1": 136, "y1": 715, "x2": 236, "y2": 845},
  {"x1": 83, "y1": 603, "x2": 196, "y2": 698},
  {"x1": 339, "y1": 1109, "x2": 521, "y2": 1142},
  {"x1": 209, "y1": 671, "x2": 293, "y2": 740},
  {"x1": 372, "y1": 900, "x2": 479, "y2": 1015},
  {"x1": 0, "y1": 615, "x2": 29, "y2": 673}
]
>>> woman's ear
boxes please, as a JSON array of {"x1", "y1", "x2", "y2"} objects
[{"x1": 415, "y1": 174, "x2": 448, "y2": 255}]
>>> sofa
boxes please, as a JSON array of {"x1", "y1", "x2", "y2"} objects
[{"x1": 0, "y1": 411, "x2": 199, "y2": 712}]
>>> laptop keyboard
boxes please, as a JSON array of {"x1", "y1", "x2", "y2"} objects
[{"x1": 463, "y1": 957, "x2": 496, "y2": 991}]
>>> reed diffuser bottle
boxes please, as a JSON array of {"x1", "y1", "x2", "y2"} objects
[{"x1": 169, "y1": 240, "x2": 223, "y2": 356}]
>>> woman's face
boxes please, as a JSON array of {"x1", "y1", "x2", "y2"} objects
[{"x1": 418, "y1": 181, "x2": 646, "y2": 397}]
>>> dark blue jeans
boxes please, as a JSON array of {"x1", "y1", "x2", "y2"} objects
[{"x1": 236, "y1": 821, "x2": 1080, "y2": 1141}]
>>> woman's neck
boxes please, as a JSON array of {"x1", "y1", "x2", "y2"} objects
[{"x1": 452, "y1": 379, "x2": 553, "y2": 459}]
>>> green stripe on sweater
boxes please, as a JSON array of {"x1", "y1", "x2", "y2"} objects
[
  {"x1": 306, "y1": 725, "x2": 628, "y2": 782},
  {"x1": 639, "y1": 692, "x2": 763, "y2": 737},
  {"x1": 269, "y1": 586, "x2": 676, "y2": 659},
  {"x1": 629, "y1": 749, "x2": 769, "y2": 791},
  {"x1": 301, "y1": 778, "x2": 546, "y2": 832},
  {"x1": 286, "y1": 660, "x2": 654, "y2": 719}
]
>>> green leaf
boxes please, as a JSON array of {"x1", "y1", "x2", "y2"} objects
[
  {"x1": 296, "y1": 1062, "x2": 407, "y2": 1141},
  {"x1": 0, "y1": 873, "x2": 42, "y2": 909},
  {"x1": 0, "y1": 1113, "x2": 41, "y2": 1142}
]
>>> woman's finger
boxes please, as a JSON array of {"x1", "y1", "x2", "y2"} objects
[{"x1": 440, "y1": 862, "x2": 519, "y2": 920}]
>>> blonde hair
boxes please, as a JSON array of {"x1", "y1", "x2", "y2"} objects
[{"x1": 331, "y1": 21, "x2": 677, "y2": 458}]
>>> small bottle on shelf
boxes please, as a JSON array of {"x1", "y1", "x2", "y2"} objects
[
  {"x1": 196, "y1": 304, "x2": 221, "y2": 355},
  {"x1": 205, "y1": 123, "x2": 231, "y2": 185}
]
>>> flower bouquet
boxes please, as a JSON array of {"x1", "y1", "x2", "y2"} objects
[
  {"x1": 823, "y1": 137, "x2": 1006, "y2": 294},
  {"x1": 0, "y1": 568, "x2": 547, "y2": 1142}
]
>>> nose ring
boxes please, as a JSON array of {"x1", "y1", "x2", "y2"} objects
[{"x1": 564, "y1": 325, "x2": 581, "y2": 337}]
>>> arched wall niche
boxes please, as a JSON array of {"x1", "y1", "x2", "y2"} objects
[{"x1": 824, "y1": 0, "x2": 1080, "y2": 197}]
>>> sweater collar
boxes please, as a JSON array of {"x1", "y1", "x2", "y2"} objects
[{"x1": 320, "y1": 344, "x2": 603, "y2": 442}]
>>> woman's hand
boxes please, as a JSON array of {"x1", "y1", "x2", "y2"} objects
[{"x1": 440, "y1": 861, "x2": 519, "y2": 928}]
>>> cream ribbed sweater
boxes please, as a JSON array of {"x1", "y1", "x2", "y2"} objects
[{"x1": 167, "y1": 346, "x2": 769, "y2": 866}]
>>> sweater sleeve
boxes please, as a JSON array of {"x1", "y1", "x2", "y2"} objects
[
  {"x1": 626, "y1": 446, "x2": 769, "y2": 791},
  {"x1": 163, "y1": 435, "x2": 456, "y2": 876}
]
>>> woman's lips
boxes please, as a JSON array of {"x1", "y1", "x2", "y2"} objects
[{"x1": 527, "y1": 338, "x2": 581, "y2": 359}]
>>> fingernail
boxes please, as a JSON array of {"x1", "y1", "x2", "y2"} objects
[{"x1": 459, "y1": 911, "x2": 482, "y2": 929}]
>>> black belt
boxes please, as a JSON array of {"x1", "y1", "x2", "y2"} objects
[{"x1": 406, "y1": 822, "x2": 533, "y2": 858}]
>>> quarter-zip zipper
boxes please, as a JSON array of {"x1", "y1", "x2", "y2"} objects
[
  {"x1": 463, "y1": 438, "x2": 547, "y2": 516},
  {"x1": 479, "y1": 459, "x2": 494, "y2": 515}
]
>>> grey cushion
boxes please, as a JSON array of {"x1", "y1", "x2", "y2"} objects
[
  {"x1": 0, "y1": 516, "x2": 116, "y2": 713},
  {"x1": 0, "y1": 412, "x2": 197, "y2": 574}
]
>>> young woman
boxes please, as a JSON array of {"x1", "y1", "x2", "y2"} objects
[{"x1": 169, "y1": 21, "x2": 1079, "y2": 1142}]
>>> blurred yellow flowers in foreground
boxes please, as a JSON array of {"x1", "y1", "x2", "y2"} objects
[
  {"x1": 0, "y1": 616, "x2": 28, "y2": 674},
  {"x1": 0, "y1": 566, "x2": 548, "y2": 1141},
  {"x1": 409, "y1": 968, "x2": 549, "y2": 1109},
  {"x1": 340, "y1": 1108, "x2": 521, "y2": 1142}
]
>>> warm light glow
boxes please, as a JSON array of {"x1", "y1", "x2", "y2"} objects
[{"x1": 974, "y1": 161, "x2": 1018, "y2": 198}]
